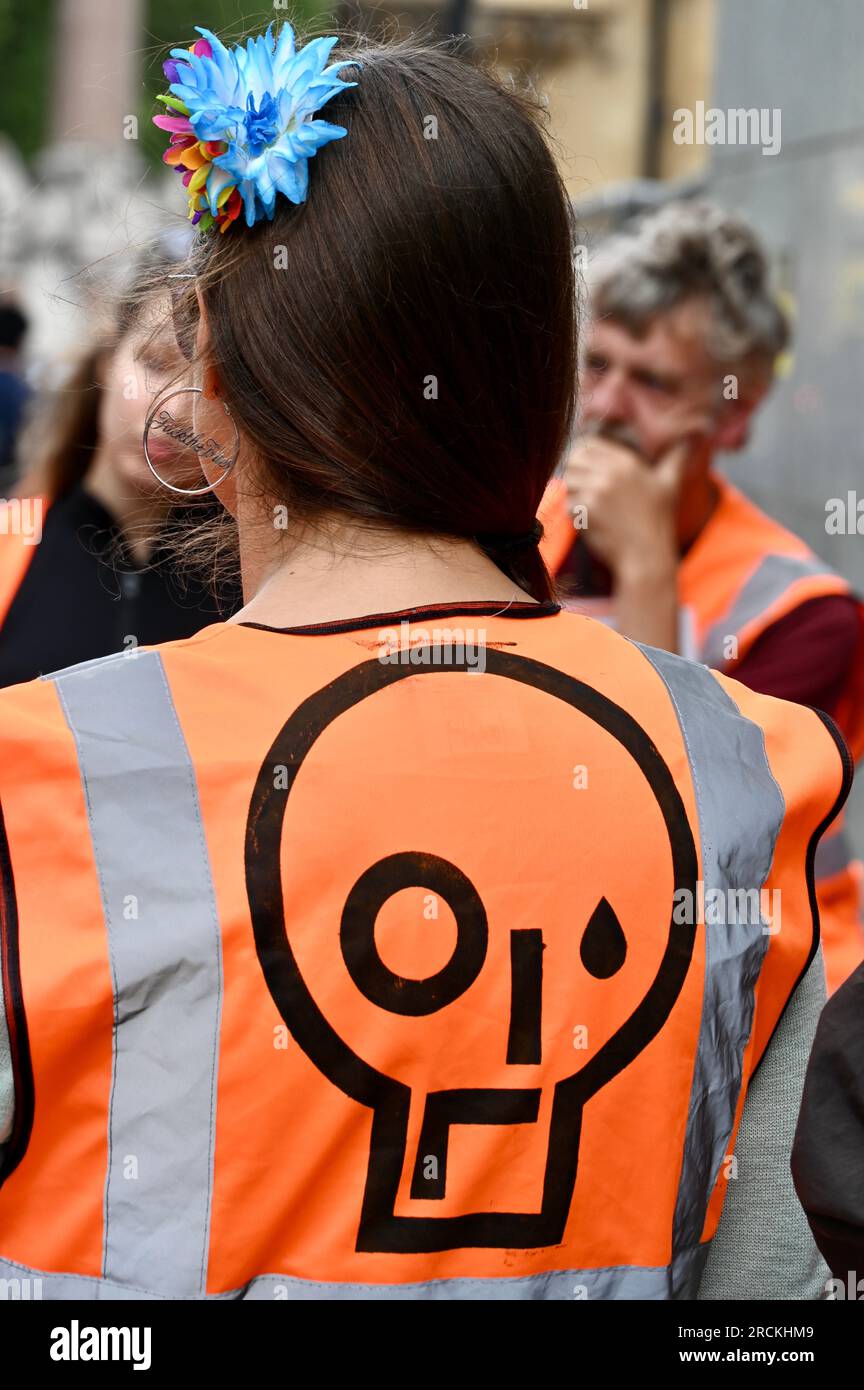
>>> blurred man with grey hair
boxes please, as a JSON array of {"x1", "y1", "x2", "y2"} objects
[
  {"x1": 540, "y1": 198, "x2": 864, "y2": 1302},
  {"x1": 542, "y1": 199, "x2": 864, "y2": 994}
]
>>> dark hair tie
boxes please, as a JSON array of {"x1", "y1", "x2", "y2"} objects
[{"x1": 476, "y1": 518, "x2": 544, "y2": 554}]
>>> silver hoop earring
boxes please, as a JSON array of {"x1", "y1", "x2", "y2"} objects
[{"x1": 143, "y1": 386, "x2": 240, "y2": 496}]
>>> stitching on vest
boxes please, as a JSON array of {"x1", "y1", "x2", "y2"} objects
[{"x1": 0, "y1": 1249, "x2": 702, "y2": 1298}]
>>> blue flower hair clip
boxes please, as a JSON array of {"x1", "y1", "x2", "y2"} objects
[{"x1": 154, "y1": 22, "x2": 358, "y2": 233}]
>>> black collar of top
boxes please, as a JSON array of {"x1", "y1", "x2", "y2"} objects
[
  {"x1": 240, "y1": 597, "x2": 561, "y2": 636},
  {"x1": 475, "y1": 519, "x2": 543, "y2": 554}
]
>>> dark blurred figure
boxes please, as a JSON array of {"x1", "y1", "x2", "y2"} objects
[
  {"x1": 0, "y1": 299, "x2": 32, "y2": 487},
  {"x1": 0, "y1": 263, "x2": 241, "y2": 687},
  {"x1": 792, "y1": 962, "x2": 864, "y2": 1293}
]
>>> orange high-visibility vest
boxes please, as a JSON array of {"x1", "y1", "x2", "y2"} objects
[
  {"x1": 540, "y1": 474, "x2": 864, "y2": 994},
  {"x1": 0, "y1": 605, "x2": 849, "y2": 1299},
  {"x1": 0, "y1": 498, "x2": 47, "y2": 629}
]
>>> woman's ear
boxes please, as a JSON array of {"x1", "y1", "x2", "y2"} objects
[
  {"x1": 201, "y1": 363, "x2": 222, "y2": 401},
  {"x1": 194, "y1": 286, "x2": 221, "y2": 401}
]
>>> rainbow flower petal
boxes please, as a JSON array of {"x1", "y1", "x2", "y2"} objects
[{"x1": 153, "y1": 21, "x2": 357, "y2": 233}]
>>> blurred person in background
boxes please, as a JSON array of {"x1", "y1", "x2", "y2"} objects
[
  {"x1": 0, "y1": 297, "x2": 32, "y2": 487},
  {"x1": 541, "y1": 201, "x2": 864, "y2": 996},
  {"x1": 792, "y1": 957, "x2": 864, "y2": 1290},
  {"x1": 0, "y1": 261, "x2": 241, "y2": 687}
]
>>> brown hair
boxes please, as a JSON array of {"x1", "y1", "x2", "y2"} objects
[
  {"x1": 179, "y1": 36, "x2": 578, "y2": 601},
  {"x1": 15, "y1": 345, "x2": 103, "y2": 500},
  {"x1": 592, "y1": 200, "x2": 790, "y2": 391}
]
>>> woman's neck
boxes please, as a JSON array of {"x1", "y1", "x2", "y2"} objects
[{"x1": 230, "y1": 520, "x2": 540, "y2": 628}]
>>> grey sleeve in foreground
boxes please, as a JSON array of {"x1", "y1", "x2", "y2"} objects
[{"x1": 696, "y1": 945, "x2": 830, "y2": 1300}]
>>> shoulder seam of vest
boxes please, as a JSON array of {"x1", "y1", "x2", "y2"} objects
[{"x1": 36, "y1": 624, "x2": 236, "y2": 683}]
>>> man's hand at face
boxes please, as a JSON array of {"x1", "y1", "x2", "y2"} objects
[
  {"x1": 565, "y1": 433, "x2": 690, "y2": 584},
  {"x1": 564, "y1": 431, "x2": 696, "y2": 654}
]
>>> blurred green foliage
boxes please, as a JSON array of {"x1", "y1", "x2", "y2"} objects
[
  {"x1": 140, "y1": 1, "x2": 336, "y2": 168},
  {"x1": 0, "y1": 0, "x2": 59, "y2": 160},
  {"x1": 0, "y1": 0, "x2": 336, "y2": 166}
]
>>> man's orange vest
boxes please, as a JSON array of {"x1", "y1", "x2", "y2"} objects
[
  {"x1": 541, "y1": 474, "x2": 864, "y2": 994},
  {"x1": 0, "y1": 606, "x2": 849, "y2": 1298}
]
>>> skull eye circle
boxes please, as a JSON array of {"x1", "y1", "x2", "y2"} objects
[
  {"x1": 580, "y1": 896, "x2": 627, "y2": 979},
  {"x1": 340, "y1": 851, "x2": 488, "y2": 1015}
]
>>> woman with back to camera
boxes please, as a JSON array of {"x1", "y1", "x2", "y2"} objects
[
  {"x1": 0, "y1": 23, "x2": 849, "y2": 1300},
  {"x1": 0, "y1": 260, "x2": 240, "y2": 687}
]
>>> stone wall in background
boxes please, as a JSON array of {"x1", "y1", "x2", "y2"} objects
[
  {"x1": 709, "y1": 0, "x2": 864, "y2": 582},
  {"x1": 708, "y1": 0, "x2": 864, "y2": 841}
]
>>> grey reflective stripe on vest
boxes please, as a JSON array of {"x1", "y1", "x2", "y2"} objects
[
  {"x1": 0, "y1": 1246, "x2": 706, "y2": 1301},
  {"x1": 701, "y1": 553, "x2": 835, "y2": 668},
  {"x1": 636, "y1": 645, "x2": 786, "y2": 1294},
  {"x1": 49, "y1": 650, "x2": 222, "y2": 1299},
  {"x1": 814, "y1": 823, "x2": 854, "y2": 881}
]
